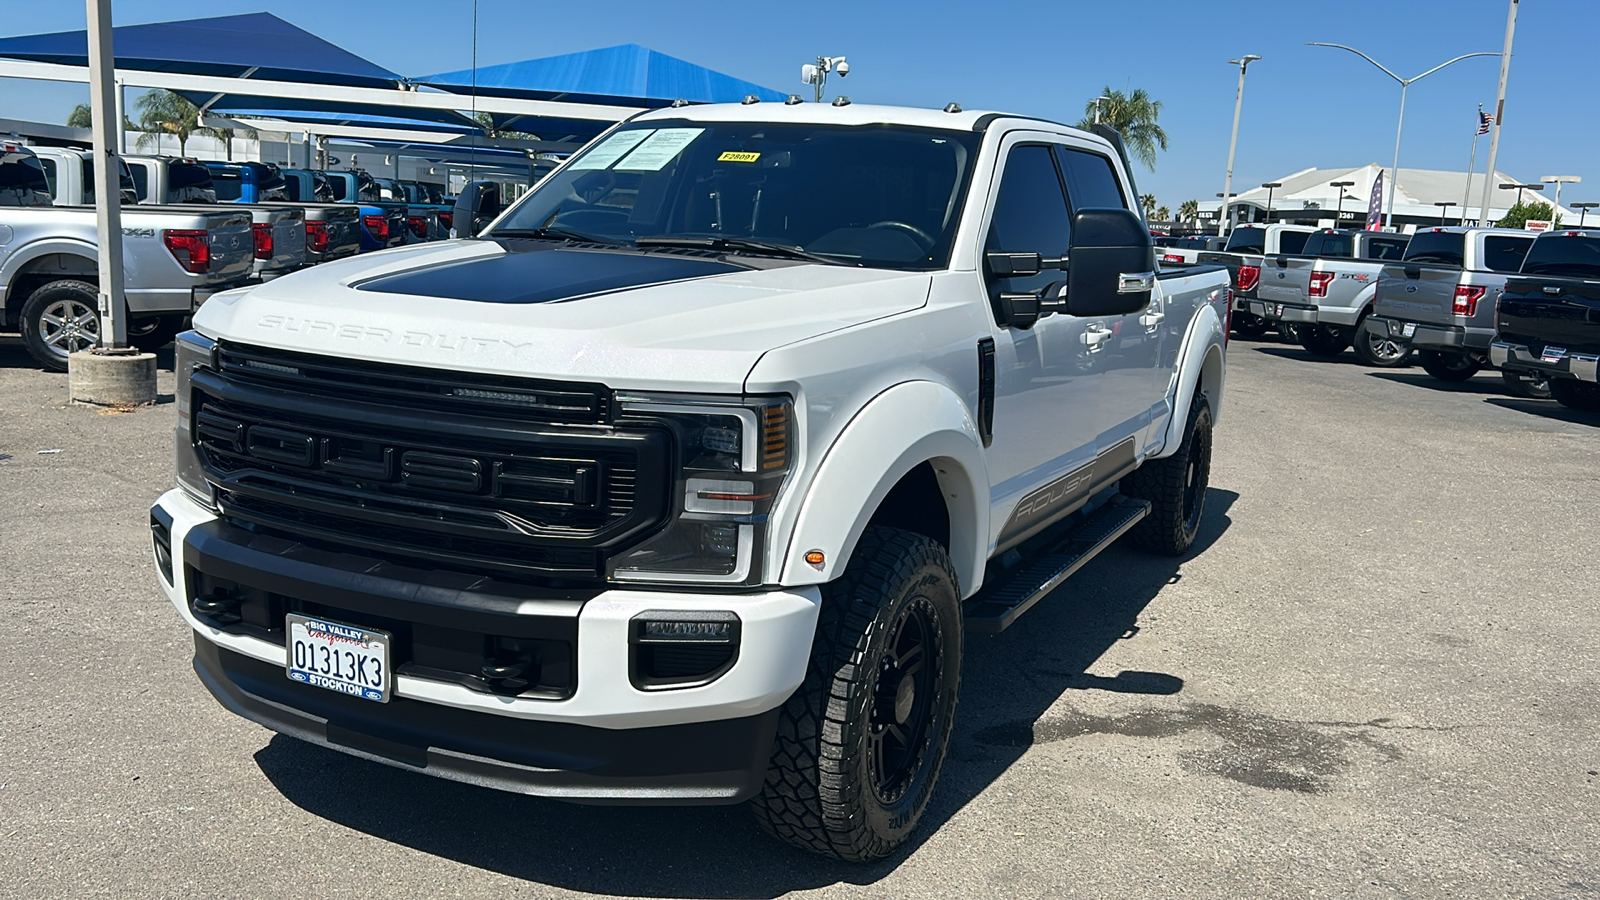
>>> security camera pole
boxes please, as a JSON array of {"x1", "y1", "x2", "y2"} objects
[
  {"x1": 86, "y1": 0, "x2": 126, "y2": 351},
  {"x1": 801, "y1": 56, "x2": 848, "y2": 104}
]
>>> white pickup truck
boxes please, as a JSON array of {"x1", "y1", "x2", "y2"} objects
[
  {"x1": 1198, "y1": 223, "x2": 1318, "y2": 336},
  {"x1": 150, "y1": 102, "x2": 1230, "y2": 860},
  {"x1": 0, "y1": 143, "x2": 256, "y2": 369}
]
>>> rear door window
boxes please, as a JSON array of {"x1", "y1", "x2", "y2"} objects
[{"x1": 1481, "y1": 236, "x2": 1533, "y2": 273}]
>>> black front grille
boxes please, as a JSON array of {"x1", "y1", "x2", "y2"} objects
[{"x1": 192, "y1": 348, "x2": 670, "y2": 582}]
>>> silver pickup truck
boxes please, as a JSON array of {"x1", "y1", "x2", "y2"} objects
[
  {"x1": 1253, "y1": 229, "x2": 1410, "y2": 363},
  {"x1": 1198, "y1": 223, "x2": 1318, "y2": 336},
  {"x1": 1364, "y1": 227, "x2": 1544, "y2": 393},
  {"x1": 0, "y1": 145, "x2": 255, "y2": 369},
  {"x1": 125, "y1": 156, "x2": 360, "y2": 267}
]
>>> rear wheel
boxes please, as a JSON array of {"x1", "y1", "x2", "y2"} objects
[
  {"x1": 1297, "y1": 324, "x2": 1351, "y2": 358},
  {"x1": 1418, "y1": 350, "x2": 1483, "y2": 382},
  {"x1": 1500, "y1": 368, "x2": 1552, "y2": 399},
  {"x1": 1232, "y1": 312, "x2": 1269, "y2": 337},
  {"x1": 127, "y1": 315, "x2": 187, "y2": 352},
  {"x1": 1277, "y1": 322, "x2": 1301, "y2": 344},
  {"x1": 1121, "y1": 395, "x2": 1213, "y2": 556},
  {"x1": 752, "y1": 527, "x2": 962, "y2": 861},
  {"x1": 1353, "y1": 313, "x2": 1413, "y2": 368},
  {"x1": 1549, "y1": 378, "x2": 1600, "y2": 411},
  {"x1": 20, "y1": 279, "x2": 100, "y2": 371}
]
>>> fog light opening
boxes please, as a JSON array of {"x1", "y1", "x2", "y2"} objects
[{"x1": 629, "y1": 610, "x2": 741, "y2": 690}]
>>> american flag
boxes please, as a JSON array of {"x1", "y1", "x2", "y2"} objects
[{"x1": 1477, "y1": 110, "x2": 1494, "y2": 135}]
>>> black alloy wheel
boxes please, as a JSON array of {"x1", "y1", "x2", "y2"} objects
[
  {"x1": 1122, "y1": 395, "x2": 1213, "y2": 556},
  {"x1": 1418, "y1": 350, "x2": 1483, "y2": 382},
  {"x1": 868, "y1": 597, "x2": 944, "y2": 806},
  {"x1": 1500, "y1": 369, "x2": 1553, "y2": 400}
]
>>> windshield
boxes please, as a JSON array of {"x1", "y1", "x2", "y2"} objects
[
  {"x1": 1224, "y1": 228, "x2": 1265, "y2": 253},
  {"x1": 491, "y1": 120, "x2": 982, "y2": 269},
  {"x1": 1403, "y1": 231, "x2": 1465, "y2": 266},
  {"x1": 167, "y1": 161, "x2": 217, "y2": 203},
  {"x1": 1520, "y1": 234, "x2": 1600, "y2": 278}
]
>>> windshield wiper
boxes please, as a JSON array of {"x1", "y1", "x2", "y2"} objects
[
  {"x1": 635, "y1": 235, "x2": 847, "y2": 265},
  {"x1": 493, "y1": 226, "x2": 626, "y2": 245}
]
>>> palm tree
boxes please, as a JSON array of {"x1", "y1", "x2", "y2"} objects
[
  {"x1": 1077, "y1": 87, "x2": 1169, "y2": 170},
  {"x1": 1140, "y1": 193, "x2": 1157, "y2": 219},
  {"x1": 473, "y1": 111, "x2": 539, "y2": 141},
  {"x1": 1156, "y1": 205, "x2": 1171, "y2": 221},
  {"x1": 1178, "y1": 199, "x2": 1199, "y2": 223},
  {"x1": 67, "y1": 103, "x2": 136, "y2": 131},
  {"x1": 197, "y1": 124, "x2": 258, "y2": 161},
  {"x1": 135, "y1": 90, "x2": 199, "y2": 155}
]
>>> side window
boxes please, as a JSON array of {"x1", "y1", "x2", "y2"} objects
[
  {"x1": 1279, "y1": 231, "x2": 1312, "y2": 254},
  {"x1": 985, "y1": 144, "x2": 1071, "y2": 298},
  {"x1": 1482, "y1": 236, "x2": 1533, "y2": 273},
  {"x1": 1055, "y1": 148, "x2": 1128, "y2": 212},
  {"x1": 129, "y1": 166, "x2": 149, "y2": 202},
  {"x1": 39, "y1": 158, "x2": 57, "y2": 199}
]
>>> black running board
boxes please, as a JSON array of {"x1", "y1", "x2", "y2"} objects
[{"x1": 964, "y1": 495, "x2": 1151, "y2": 634}]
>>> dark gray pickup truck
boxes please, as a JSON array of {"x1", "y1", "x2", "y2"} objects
[{"x1": 1492, "y1": 229, "x2": 1600, "y2": 410}]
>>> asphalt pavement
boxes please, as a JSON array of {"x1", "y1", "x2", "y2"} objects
[{"x1": 1, "y1": 332, "x2": 1596, "y2": 899}]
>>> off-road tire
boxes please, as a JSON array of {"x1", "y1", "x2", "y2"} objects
[
  {"x1": 1121, "y1": 395, "x2": 1213, "y2": 556},
  {"x1": 1298, "y1": 324, "x2": 1351, "y2": 358},
  {"x1": 1277, "y1": 322, "x2": 1301, "y2": 344},
  {"x1": 1549, "y1": 378, "x2": 1600, "y2": 411},
  {"x1": 751, "y1": 527, "x2": 963, "y2": 862},
  {"x1": 20, "y1": 279, "x2": 100, "y2": 372},
  {"x1": 1232, "y1": 312, "x2": 1269, "y2": 338},
  {"x1": 1500, "y1": 369, "x2": 1552, "y2": 399},
  {"x1": 127, "y1": 315, "x2": 187, "y2": 352},
  {"x1": 1353, "y1": 312, "x2": 1413, "y2": 368},
  {"x1": 1418, "y1": 350, "x2": 1483, "y2": 382}
]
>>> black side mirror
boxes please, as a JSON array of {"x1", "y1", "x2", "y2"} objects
[
  {"x1": 1064, "y1": 208, "x2": 1155, "y2": 317},
  {"x1": 452, "y1": 180, "x2": 501, "y2": 238}
]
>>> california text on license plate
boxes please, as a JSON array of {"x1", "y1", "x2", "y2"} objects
[
  {"x1": 286, "y1": 614, "x2": 391, "y2": 702},
  {"x1": 1402, "y1": 323, "x2": 1417, "y2": 338}
]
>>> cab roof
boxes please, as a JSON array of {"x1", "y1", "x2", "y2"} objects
[{"x1": 631, "y1": 101, "x2": 1085, "y2": 139}]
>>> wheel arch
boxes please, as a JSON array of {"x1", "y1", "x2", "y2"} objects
[
  {"x1": 778, "y1": 380, "x2": 989, "y2": 598},
  {"x1": 2, "y1": 243, "x2": 98, "y2": 320},
  {"x1": 1158, "y1": 302, "x2": 1227, "y2": 456}
]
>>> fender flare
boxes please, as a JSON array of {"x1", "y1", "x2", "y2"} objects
[
  {"x1": 1158, "y1": 301, "x2": 1226, "y2": 456},
  {"x1": 1, "y1": 238, "x2": 99, "y2": 307},
  {"x1": 778, "y1": 380, "x2": 990, "y2": 598}
]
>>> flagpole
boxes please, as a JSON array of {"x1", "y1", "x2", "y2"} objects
[{"x1": 1462, "y1": 104, "x2": 1482, "y2": 225}]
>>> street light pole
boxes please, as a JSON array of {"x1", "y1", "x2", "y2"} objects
[
  {"x1": 1541, "y1": 175, "x2": 1581, "y2": 221},
  {"x1": 1092, "y1": 94, "x2": 1114, "y2": 125},
  {"x1": 1499, "y1": 182, "x2": 1544, "y2": 223},
  {"x1": 1330, "y1": 181, "x2": 1354, "y2": 230},
  {"x1": 1434, "y1": 201, "x2": 1457, "y2": 226},
  {"x1": 1308, "y1": 43, "x2": 1498, "y2": 228},
  {"x1": 1261, "y1": 182, "x2": 1281, "y2": 223},
  {"x1": 1218, "y1": 54, "x2": 1261, "y2": 236},
  {"x1": 1573, "y1": 202, "x2": 1598, "y2": 227},
  {"x1": 85, "y1": 0, "x2": 126, "y2": 351}
]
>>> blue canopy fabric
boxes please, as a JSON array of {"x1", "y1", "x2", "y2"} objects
[
  {"x1": 417, "y1": 43, "x2": 786, "y2": 108},
  {"x1": 0, "y1": 12, "x2": 401, "y2": 89}
]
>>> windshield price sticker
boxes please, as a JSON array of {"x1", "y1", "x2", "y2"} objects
[
  {"x1": 568, "y1": 129, "x2": 656, "y2": 171},
  {"x1": 717, "y1": 151, "x2": 761, "y2": 163},
  {"x1": 615, "y1": 128, "x2": 705, "y2": 171}
]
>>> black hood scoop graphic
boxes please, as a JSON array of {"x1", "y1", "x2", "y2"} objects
[{"x1": 354, "y1": 242, "x2": 744, "y2": 305}]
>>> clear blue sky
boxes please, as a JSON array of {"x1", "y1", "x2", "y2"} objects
[{"x1": 3, "y1": 0, "x2": 1596, "y2": 211}]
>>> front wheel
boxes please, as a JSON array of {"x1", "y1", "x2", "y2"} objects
[
  {"x1": 1500, "y1": 369, "x2": 1552, "y2": 399},
  {"x1": 127, "y1": 315, "x2": 187, "y2": 352},
  {"x1": 752, "y1": 527, "x2": 962, "y2": 862},
  {"x1": 1418, "y1": 350, "x2": 1483, "y2": 382},
  {"x1": 1298, "y1": 324, "x2": 1351, "y2": 358},
  {"x1": 1121, "y1": 395, "x2": 1213, "y2": 556},
  {"x1": 1353, "y1": 314, "x2": 1413, "y2": 368},
  {"x1": 1549, "y1": 378, "x2": 1600, "y2": 411}
]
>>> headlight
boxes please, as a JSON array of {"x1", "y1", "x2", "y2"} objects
[
  {"x1": 609, "y1": 394, "x2": 794, "y2": 586},
  {"x1": 173, "y1": 330, "x2": 216, "y2": 510}
]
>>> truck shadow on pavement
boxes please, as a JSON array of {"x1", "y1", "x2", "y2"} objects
[
  {"x1": 1483, "y1": 397, "x2": 1600, "y2": 427},
  {"x1": 1364, "y1": 371, "x2": 1519, "y2": 396},
  {"x1": 253, "y1": 489, "x2": 1237, "y2": 897},
  {"x1": 1249, "y1": 345, "x2": 1381, "y2": 368}
]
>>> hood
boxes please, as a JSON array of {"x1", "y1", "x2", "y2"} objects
[{"x1": 192, "y1": 239, "x2": 931, "y2": 391}]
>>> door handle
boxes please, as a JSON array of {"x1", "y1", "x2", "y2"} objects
[
  {"x1": 1138, "y1": 310, "x2": 1165, "y2": 330},
  {"x1": 1080, "y1": 326, "x2": 1113, "y2": 351}
]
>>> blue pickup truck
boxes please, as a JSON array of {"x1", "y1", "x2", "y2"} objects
[
  {"x1": 279, "y1": 168, "x2": 405, "y2": 252},
  {"x1": 325, "y1": 170, "x2": 433, "y2": 249}
]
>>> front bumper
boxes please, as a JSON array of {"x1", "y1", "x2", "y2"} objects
[
  {"x1": 1362, "y1": 316, "x2": 1492, "y2": 351},
  {"x1": 1490, "y1": 341, "x2": 1600, "y2": 383},
  {"x1": 151, "y1": 489, "x2": 818, "y2": 802}
]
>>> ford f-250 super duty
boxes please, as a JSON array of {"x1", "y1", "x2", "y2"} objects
[
  {"x1": 1491, "y1": 229, "x2": 1600, "y2": 411},
  {"x1": 1198, "y1": 222, "x2": 1317, "y2": 337},
  {"x1": 1366, "y1": 226, "x2": 1541, "y2": 392},
  {"x1": 0, "y1": 144, "x2": 256, "y2": 369},
  {"x1": 149, "y1": 102, "x2": 1230, "y2": 861},
  {"x1": 1252, "y1": 228, "x2": 1410, "y2": 362}
]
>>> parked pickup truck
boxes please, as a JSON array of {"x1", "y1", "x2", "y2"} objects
[
  {"x1": 30, "y1": 145, "x2": 139, "y2": 206},
  {"x1": 322, "y1": 170, "x2": 423, "y2": 249},
  {"x1": 149, "y1": 103, "x2": 1230, "y2": 861},
  {"x1": 0, "y1": 146, "x2": 254, "y2": 369},
  {"x1": 1198, "y1": 223, "x2": 1317, "y2": 336},
  {"x1": 133, "y1": 157, "x2": 360, "y2": 267},
  {"x1": 1364, "y1": 226, "x2": 1541, "y2": 391},
  {"x1": 1251, "y1": 229, "x2": 1410, "y2": 363},
  {"x1": 1158, "y1": 236, "x2": 1227, "y2": 268},
  {"x1": 377, "y1": 177, "x2": 452, "y2": 240},
  {"x1": 1491, "y1": 229, "x2": 1600, "y2": 410},
  {"x1": 280, "y1": 167, "x2": 403, "y2": 253}
]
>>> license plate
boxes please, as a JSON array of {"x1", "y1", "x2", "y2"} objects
[
  {"x1": 1401, "y1": 323, "x2": 1417, "y2": 338},
  {"x1": 1542, "y1": 345, "x2": 1568, "y2": 363},
  {"x1": 286, "y1": 614, "x2": 391, "y2": 703}
]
